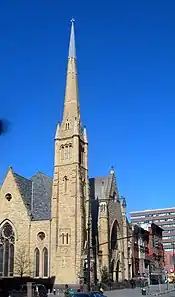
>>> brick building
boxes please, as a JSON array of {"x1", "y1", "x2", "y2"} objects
[
  {"x1": 132, "y1": 225, "x2": 149, "y2": 277},
  {"x1": 147, "y1": 223, "x2": 164, "y2": 276}
]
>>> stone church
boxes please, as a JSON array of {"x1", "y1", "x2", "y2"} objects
[{"x1": 0, "y1": 21, "x2": 132, "y2": 285}]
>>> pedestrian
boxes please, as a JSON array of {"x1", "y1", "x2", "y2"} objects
[
  {"x1": 130, "y1": 278, "x2": 134, "y2": 289},
  {"x1": 99, "y1": 283, "x2": 104, "y2": 294},
  {"x1": 53, "y1": 288, "x2": 56, "y2": 295},
  {"x1": 64, "y1": 284, "x2": 69, "y2": 296}
]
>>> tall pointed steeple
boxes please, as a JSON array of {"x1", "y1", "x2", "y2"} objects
[
  {"x1": 69, "y1": 19, "x2": 76, "y2": 59},
  {"x1": 52, "y1": 20, "x2": 89, "y2": 284},
  {"x1": 62, "y1": 19, "x2": 80, "y2": 124}
]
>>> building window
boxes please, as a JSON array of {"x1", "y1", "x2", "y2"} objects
[
  {"x1": 69, "y1": 144, "x2": 73, "y2": 159},
  {"x1": 37, "y1": 232, "x2": 45, "y2": 241},
  {"x1": 4, "y1": 240, "x2": 9, "y2": 277},
  {"x1": 66, "y1": 233, "x2": 69, "y2": 245},
  {"x1": 0, "y1": 222, "x2": 15, "y2": 277},
  {"x1": 79, "y1": 145, "x2": 84, "y2": 164},
  {"x1": 66, "y1": 122, "x2": 70, "y2": 130},
  {"x1": 5, "y1": 193, "x2": 12, "y2": 201},
  {"x1": 9, "y1": 244, "x2": 14, "y2": 276},
  {"x1": 63, "y1": 176, "x2": 68, "y2": 193},
  {"x1": 61, "y1": 233, "x2": 64, "y2": 245},
  {"x1": 43, "y1": 248, "x2": 48, "y2": 277},
  {"x1": 34, "y1": 248, "x2": 40, "y2": 277},
  {"x1": 61, "y1": 145, "x2": 64, "y2": 160},
  {"x1": 61, "y1": 233, "x2": 69, "y2": 245},
  {"x1": 65, "y1": 146, "x2": 68, "y2": 160}
]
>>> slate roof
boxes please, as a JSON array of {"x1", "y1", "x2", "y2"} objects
[
  {"x1": 13, "y1": 173, "x2": 32, "y2": 210},
  {"x1": 31, "y1": 172, "x2": 52, "y2": 220},
  {"x1": 13, "y1": 171, "x2": 52, "y2": 221}
]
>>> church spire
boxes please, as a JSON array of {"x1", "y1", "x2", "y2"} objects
[
  {"x1": 62, "y1": 19, "x2": 80, "y2": 124},
  {"x1": 69, "y1": 19, "x2": 76, "y2": 59}
]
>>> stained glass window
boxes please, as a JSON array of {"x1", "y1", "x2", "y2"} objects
[
  {"x1": 0, "y1": 245, "x2": 3, "y2": 276},
  {"x1": 9, "y1": 244, "x2": 14, "y2": 276},
  {"x1": 0, "y1": 222, "x2": 15, "y2": 277},
  {"x1": 4, "y1": 240, "x2": 9, "y2": 277}
]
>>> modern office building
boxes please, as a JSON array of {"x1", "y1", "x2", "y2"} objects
[{"x1": 130, "y1": 208, "x2": 175, "y2": 272}]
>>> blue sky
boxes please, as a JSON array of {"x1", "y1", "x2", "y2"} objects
[{"x1": 0, "y1": 0, "x2": 175, "y2": 214}]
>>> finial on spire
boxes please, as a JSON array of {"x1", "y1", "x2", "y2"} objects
[
  {"x1": 110, "y1": 166, "x2": 115, "y2": 175},
  {"x1": 68, "y1": 18, "x2": 76, "y2": 59}
]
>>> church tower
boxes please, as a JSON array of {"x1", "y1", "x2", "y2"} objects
[{"x1": 51, "y1": 20, "x2": 89, "y2": 285}]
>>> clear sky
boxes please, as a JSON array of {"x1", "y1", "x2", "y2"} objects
[{"x1": 0, "y1": 0, "x2": 175, "y2": 215}]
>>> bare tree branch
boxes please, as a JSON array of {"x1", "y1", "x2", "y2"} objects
[{"x1": 14, "y1": 246, "x2": 32, "y2": 278}]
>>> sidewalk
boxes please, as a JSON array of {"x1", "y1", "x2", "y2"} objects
[
  {"x1": 106, "y1": 284, "x2": 175, "y2": 297},
  {"x1": 48, "y1": 284, "x2": 175, "y2": 297}
]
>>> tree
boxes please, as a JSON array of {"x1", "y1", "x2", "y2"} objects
[
  {"x1": 14, "y1": 246, "x2": 31, "y2": 278},
  {"x1": 101, "y1": 265, "x2": 109, "y2": 283}
]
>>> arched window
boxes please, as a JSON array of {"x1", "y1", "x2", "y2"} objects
[
  {"x1": 63, "y1": 176, "x2": 68, "y2": 193},
  {"x1": 61, "y1": 233, "x2": 64, "y2": 245},
  {"x1": 65, "y1": 146, "x2": 68, "y2": 160},
  {"x1": 4, "y1": 240, "x2": 9, "y2": 277},
  {"x1": 0, "y1": 222, "x2": 15, "y2": 277},
  {"x1": 79, "y1": 145, "x2": 84, "y2": 165},
  {"x1": 66, "y1": 233, "x2": 69, "y2": 245},
  {"x1": 69, "y1": 144, "x2": 73, "y2": 159},
  {"x1": 111, "y1": 220, "x2": 118, "y2": 251},
  {"x1": 43, "y1": 248, "x2": 48, "y2": 277},
  {"x1": 61, "y1": 146, "x2": 64, "y2": 160},
  {"x1": 9, "y1": 244, "x2": 14, "y2": 276},
  {"x1": 34, "y1": 248, "x2": 40, "y2": 277},
  {"x1": 65, "y1": 122, "x2": 70, "y2": 130}
]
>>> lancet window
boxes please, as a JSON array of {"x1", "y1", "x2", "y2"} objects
[
  {"x1": 79, "y1": 145, "x2": 84, "y2": 165},
  {"x1": 63, "y1": 176, "x2": 68, "y2": 193},
  {"x1": 65, "y1": 121, "x2": 70, "y2": 130},
  {"x1": 65, "y1": 146, "x2": 69, "y2": 160},
  {"x1": 42, "y1": 247, "x2": 48, "y2": 277},
  {"x1": 60, "y1": 144, "x2": 73, "y2": 161},
  {"x1": 0, "y1": 222, "x2": 15, "y2": 277},
  {"x1": 34, "y1": 248, "x2": 40, "y2": 277},
  {"x1": 61, "y1": 233, "x2": 69, "y2": 245}
]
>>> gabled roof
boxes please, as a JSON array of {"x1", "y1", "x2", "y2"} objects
[
  {"x1": 13, "y1": 172, "x2": 32, "y2": 210},
  {"x1": 12, "y1": 170, "x2": 52, "y2": 220}
]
